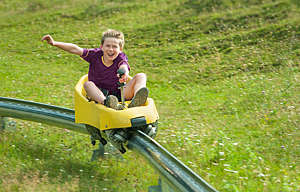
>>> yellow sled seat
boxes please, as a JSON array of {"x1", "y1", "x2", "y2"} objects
[{"x1": 74, "y1": 74, "x2": 159, "y2": 130}]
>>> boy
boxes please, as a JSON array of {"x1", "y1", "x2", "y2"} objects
[{"x1": 41, "y1": 29, "x2": 148, "y2": 110}]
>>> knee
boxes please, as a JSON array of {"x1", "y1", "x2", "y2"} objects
[
  {"x1": 84, "y1": 81, "x2": 95, "y2": 90},
  {"x1": 135, "y1": 73, "x2": 147, "y2": 80}
]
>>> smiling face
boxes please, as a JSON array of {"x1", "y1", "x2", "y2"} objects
[{"x1": 101, "y1": 37, "x2": 123, "y2": 63}]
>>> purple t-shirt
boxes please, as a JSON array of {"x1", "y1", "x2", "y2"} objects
[{"x1": 81, "y1": 48, "x2": 130, "y2": 92}]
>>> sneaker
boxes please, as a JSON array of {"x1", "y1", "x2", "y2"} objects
[
  {"x1": 104, "y1": 95, "x2": 119, "y2": 110},
  {"x1": 128, "y1": 87, "x2": 149, "y2": 108}
]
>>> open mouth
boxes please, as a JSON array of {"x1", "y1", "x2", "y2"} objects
[{"x1": 107, "y1": 53, "x2": 115, "y2": 57}]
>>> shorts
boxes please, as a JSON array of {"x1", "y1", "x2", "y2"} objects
[{"x1": 99, "y1": 87, "x2": 122, "y2": 102}]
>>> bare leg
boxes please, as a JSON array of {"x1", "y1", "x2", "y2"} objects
[
  {"x1": 124, "y1": 73, "x2": 149, "y2": 108},
  {"x1": 84, "y1": 81, "x2": 106, "y2": 104},
  {"x1": 124, "y1": 73, "x2": 147, "y2": 100}
]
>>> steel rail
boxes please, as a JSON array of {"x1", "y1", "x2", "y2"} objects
[
  {"x1": 0, "y1": 97, "x2": 87, "y2": 134},
  {"x1": 0, "y1": 97, "x2": 218, "y2": 192},
  {"x1": 128, "y1": 131, "x2": 217, "y2": 192}
]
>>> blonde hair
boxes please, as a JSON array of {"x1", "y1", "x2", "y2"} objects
[{"x1": 101, "y1": 29, "x2": 125, "y2": 49}]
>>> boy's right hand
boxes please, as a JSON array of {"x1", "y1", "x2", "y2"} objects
[{"x1": 41, "y1": 35, "x2": 55, "y2": 46}]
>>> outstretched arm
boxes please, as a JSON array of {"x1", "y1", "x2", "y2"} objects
[{"x1": 41, "y1": 35, "x2": 83, "y2": 56}]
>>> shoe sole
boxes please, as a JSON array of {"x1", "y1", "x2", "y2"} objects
[
  {"x1": 128, "y1": 87, "x2": 149, "y2": 108},
  {"x1": 106, "y1": 95, "x2": 119, "y2": 110}
]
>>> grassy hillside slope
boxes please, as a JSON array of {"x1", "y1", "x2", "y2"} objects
[{"x1": 0, "y1": 0, "x2": 299, "y2": 191}]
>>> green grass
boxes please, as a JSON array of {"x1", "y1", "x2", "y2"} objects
[{"x1": 0, "y1": 0, "x2": 299, "y2": 191}]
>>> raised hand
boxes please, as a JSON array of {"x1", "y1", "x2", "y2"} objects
[{"x1": 41, "y1": 34, "x2": 55, "y2": 46}]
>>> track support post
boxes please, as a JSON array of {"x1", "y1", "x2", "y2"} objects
[
  {"x1": 0, "y1": 116, "x2": 6, "y2": 131},
  {"x1": 149, "y1": 177, "x2": 176, "y2": 192},
  {"x1": 0, "y1": 117, "x2": 16, "y2": 132},
  {"x1": 91, "y1": 142, "x2": 105, "y2": 161}
]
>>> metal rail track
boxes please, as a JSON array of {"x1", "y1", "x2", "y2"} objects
[{"x1": 0, "y1": 97, "x2": 218, "y2": 192}]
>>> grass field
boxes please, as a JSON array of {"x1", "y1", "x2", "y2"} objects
[{"x1": 0, "y1": 0, "x2": 299, "y2": 191}]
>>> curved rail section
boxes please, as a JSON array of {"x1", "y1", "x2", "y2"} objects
[
  {"x1": 0, "y1": 97, "x2": 87, "y2": 134},
  {"x1": 0, "y1": 97, "x2": 218, "y2": 192},
  {"x1": 128, "y1": 131, "x2": 217, "y2": 192}
]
